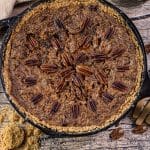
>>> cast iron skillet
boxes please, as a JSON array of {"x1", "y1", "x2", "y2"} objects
[{"x1": 0, "y1": 0, "x2": 150, "y2": 137}]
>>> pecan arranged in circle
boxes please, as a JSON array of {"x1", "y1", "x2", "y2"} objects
[
  {"x1": 88, "y1": 99, "x2": 97, "y2": 112},
  {"x1": 50, "y1": 101, "x2": 61, "y2": 115},
  {"x1": 40, "y1": 64, "x2": 58, "y2": 74},
  {"x1": 71, "y1": 104, "x2": 80, "y2": 118},
  {"x1": 23, "y1": 77, "x2": 37, "y2": 86},
  {"x1": 112, "y1": 81, "x2": 127, "y2": 92},
  {"x1": 31, "y1": 94, "x2": 43, "y2": 105},
  {"x1": 25, "y1": 59, "x2": 41, "y2": 66},
  {"x1": 116, "y1": 66, "x2": 129, "y2": 72},
  {"x1": 102, "y1": 92, "x2": 114, "y2": 103}
]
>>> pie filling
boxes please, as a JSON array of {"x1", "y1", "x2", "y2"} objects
[{"x1": 3, "y1": 0, "x2": 143, "y2": 133}]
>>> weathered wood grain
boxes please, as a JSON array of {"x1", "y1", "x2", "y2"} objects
[{"x1": 0, "y1": 1, "x2": 150, "y2": 149}]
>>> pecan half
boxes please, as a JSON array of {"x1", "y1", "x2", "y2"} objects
[
  {"x1": 104, "y1": 27, "x2": 114, "y2": 40},
  {"x1": 72, "y1": 74, "x2": 83, "y2": 87},
  {"x1": 88, "y1": 99, "x2": 97, "y2": 112},
  {"x1": 112, "y1": 81, "x2": 127, "y2": 91},
  {"x1": 50, "y1": 102, "x2": 61, "y2": 114},
  {"x1": 24, "y1": 77, "x2": 37, "y2": 86},
  {"x1": 146, "y1": 115, "x2": 150, "y2": 125},
  {"x1": 95, "y1": 70, "x2": 107, "y2": 84},
  {"x1": 79, "y1": 35, "x2": 93, "y2": 49},
  {"x1": 76, "y1": 65, "x2": 93, "y2": 76},
  {"x1": 92, "y1": 54, "x2": 106, "y2": 62},
  {"x1": 51, "y1": 37, "x2": 63, "y2": 51},
  {"x1": 71, "y1": 104, "x2": 80, "y2": 118},
  {"x1": 132, "y1": 125, "x2": 148, "y2": 134},
  {"x1": 135, "y1": 101, "x2": 150, "y2": 125},
  {"x1": 31, "y1": 94, "x2": 43, "y2": 105},
  {"x1": 111, "y1": 49, "x2": 125, "y2": 59},
  {"x1": 40, "y1": 64, "x2": 58, "y2": 74},
  {"x1": 25, "y1": 59, "x2": 41, "y2": 66},
  {"x1": 60, "y1": 67, "x2": 74, "y2": 78},
  {"x1": 102, "y1": 92, "x2": 114, "y2": 103},
  {"x1": 56, "y1": 80, "x2": 68, "y2": 93},
  {"x1": 26, "y1": 33, "x2": 39, "y2": 48},
  {"x1": 117, "y1": 66, "x2": 129, "y2": 72},
  {"x1": 61, "y1": 53, "x2": 73, "y2": 66}
]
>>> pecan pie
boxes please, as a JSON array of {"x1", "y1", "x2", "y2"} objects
[{"x1": 3, "y1": 0, "x2": 143, "y2": 133}]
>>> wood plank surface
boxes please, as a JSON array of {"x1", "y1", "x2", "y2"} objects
[{"x1": 0, "y1": 0, "x2": 150, "y2": 149}]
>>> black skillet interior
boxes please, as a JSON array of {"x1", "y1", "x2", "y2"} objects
[{"x1": 0, "y1": 0, "x2": 150, "y2": 137}]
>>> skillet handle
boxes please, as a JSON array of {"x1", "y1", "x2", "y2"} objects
[
  {"x1": 138, "y1": 71, "x2": 150, "y2": 99},
  {"x1": 0, "y1": 16, "x2": 17, "y2": 32}
]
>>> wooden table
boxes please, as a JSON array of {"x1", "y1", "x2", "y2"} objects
[{"x1": 0, "y1": 1, "x2": 150, "y2": 149}]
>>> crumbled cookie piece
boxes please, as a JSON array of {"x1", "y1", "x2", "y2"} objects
[
  {"x1": 0, "y1": 106, "x2": 42, "y2": 150},
  {"x1": 0, "y1": 106, "x2": 9, "y2": 124},
  {"x1": 8, "y1": 110, "x2": 24, "y2": 123},
  {"x1": 25, "y1": 123, "x2": 42, "y2": 137},
  {"x1": 0, "y1": 123, "x2": 25, "y2": 150},
  {"x1": 24, "y1": 136, "x2": 40, "y2": 150},
  {"x1": 109, "y1": 127, "x2": 124, "y2": 140}
]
